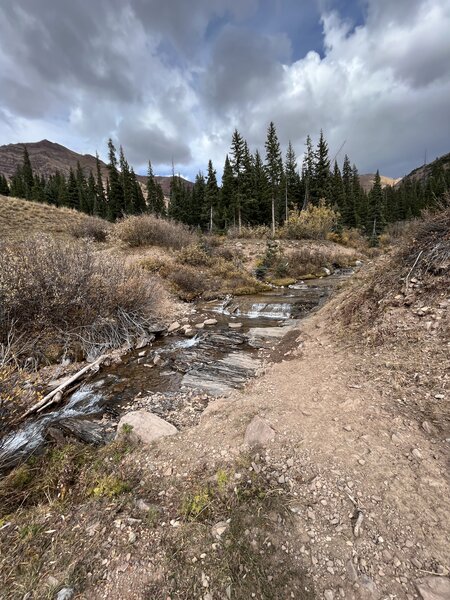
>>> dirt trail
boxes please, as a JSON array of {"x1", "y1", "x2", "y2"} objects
[{"x1": 92, "y1": 302, "x2": 449, "y2": 599}]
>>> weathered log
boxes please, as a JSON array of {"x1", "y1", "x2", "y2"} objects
[{"x1": 22, "y1": 355, "x2": 106, "y2": 418}]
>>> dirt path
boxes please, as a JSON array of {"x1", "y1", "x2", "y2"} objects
[{"x1": 90, "y1": 302, "x2": 449, "y2": 600}]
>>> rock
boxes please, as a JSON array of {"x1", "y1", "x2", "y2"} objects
[
  {"x1": 346, "y1": 559, "x2": 359, "y2": 582},
  {"x1": 116, "y1": 411, "x2": 177, "y2": 445},
  {"x1": 228, "y1": 322, "x2": 243, "y2": 329},
  {"x1": 412, "y1": 448, "x2": 423, "y2": 460},
  {"x1": 324, "y1": 590, "x2": 334, "y2": 600},
  {"x1": 203, "y1": 318, "x2": 218, "y2": 326},
  {"x1": 323, "y1": 267, "x2": 332, "y2": 276},
  {"x1": 244, "y1": 416, "x2": 275, "y2": 447},
  {"x1": 422, "y1": 421, "x2": 434, "y2": 434},
  {"x1": 195, "y1": 323, "x2": 205, "y2": 329},
  {"x1": 416, "y1": 576, "x2": 450, "y2": 600},
  {"x1": 211, "y1": 521, "x2": 229, "y2": 538},
  {"x1": 56, "y1": 589, "x2": 75, "y2": 600},
  {"x1": 168, "y1": 321, "x2": 181, "y2": 333}
]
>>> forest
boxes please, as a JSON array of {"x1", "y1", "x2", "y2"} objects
[{"x1": 1, "y1": 122, "x2": 449, "y2": 241}]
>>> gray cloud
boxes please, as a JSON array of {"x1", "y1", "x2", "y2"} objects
[{"x1": 0, "y1": 0, "x2": 449, "y2": 178}]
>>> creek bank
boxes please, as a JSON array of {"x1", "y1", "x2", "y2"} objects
[{"x1": 0, "y1": 271, "x2": 352, "y2": 470}]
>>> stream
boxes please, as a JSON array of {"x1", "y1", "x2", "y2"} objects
[{"x1": 0, "y1": 271, "x2": 351, "y2": 470}]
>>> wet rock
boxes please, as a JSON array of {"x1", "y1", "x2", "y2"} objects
[
  {"x1": 116, "y1": 410, "x2": 177, "y2": 444},
  {"x1": 56, "y1": 589, "x2": 74, "y2": 600},
  {"x1": 203, "y1": 318, "x2": 218, "y2": 326},
  {"x1": 244, "y1": 416, "x2": 275, "y2": 447},
  {"x1": 47, "y1": 418, "x2": 111, "y2": 446},
  {"x1": 228, "y1": 322, "x2": 243, "y2": 329},
  {"x1": 135, "y1": 334, "x2": 155, "y2": 349},
  {"x1": 416, "y1": 576, "x2": 450, "y2": 600},
  {"x1": 168, "y1": 321, "x2": 181, "y2": 333}
]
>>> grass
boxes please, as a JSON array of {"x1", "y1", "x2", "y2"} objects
[
  {"x1": 0, "y1": 448, "x2": 314, "y2": 599},
  {"x1": 0, "y1": 195, "x2": 110, "y2": 241}
]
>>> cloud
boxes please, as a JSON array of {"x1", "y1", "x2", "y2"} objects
[{"x1": 0, "y1": 0, "x2": 449, "y2": 178}]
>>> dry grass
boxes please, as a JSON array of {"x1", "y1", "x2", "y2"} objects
[
  {"x1": 0, "y1": 235, "x2": 166, "y2": 366},
  {"x1": 113, "y1": 214, "x2": 195, "y2": 250},
  {"x1": 0, "y1": 195, "x2": 108, "y2": 241}
]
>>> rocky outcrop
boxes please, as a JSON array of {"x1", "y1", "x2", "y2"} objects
[{"x1": 244, "y1": 415, "x2": 276, "y2": 446}]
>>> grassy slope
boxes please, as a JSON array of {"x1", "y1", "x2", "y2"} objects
[{"x1": 0, "y1": 195, "x2": 109, "y2": 240}]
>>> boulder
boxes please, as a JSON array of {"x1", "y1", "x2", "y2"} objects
[
  {"x1": 228, "y1": 322, "x2": 243, "y2": 329},
  {"x1": 203, "y1": 318, "x2": 218, "y2": 326},
  {"x1": 116, "y1": 410, "x2": 177, "y2": 445},
  {"x1": 244, "y1": 416, "x2": 275, "y2": 447},
  {"x1": 416, "y1": 576, "x2": 450, "y2": 600},
  {"x1": 168, "y1": 321, "x2": 181, "y2": 333},
  {"x1": 56, "y1": 589, "x2": 75, "y2": 600}
]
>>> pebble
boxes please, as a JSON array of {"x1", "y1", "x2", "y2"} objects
[
  {"x1": 324, "y1": 590, "x2": 334, "y2": 600},
  {"x1": 411, "y1": 448, "x2": 423, "y2": 460},
  {"x1": 56, "y1": 589, "x2": 74, "y2": 600},
  {"x1": 343, "y1": 425, "x2": 352, "y2": 432}
]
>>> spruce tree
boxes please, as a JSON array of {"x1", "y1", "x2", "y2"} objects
[
  {"x1": 301, "y1": 134, "x2": 315, "y2": 209},
  {"x1": 10, "y1": 166, "x2": 25, "y2": 198},
  {"x1": 87, "y1": 171, "x2": 97, "y2": 215},
  {"x1": 22, "y1": 146, "x2": 34, "y2": 199},
  {"x1": 312, "y1": 130, "x2": 331, "y2": 204},
  {"x1": 191, "y1": 172, "x2": 206, "y2": 228},
  {"x1": 331, "y1": 161, "x2": 345, "y2": 220},
  {"x1": 119, "y1": 146, "x2": 134, "y2": 214},
  {"x1": 95, "y1": 153, "x2": 107, "y2": 218},
  {"x1": 229, "y1": 129, "x2": 245, "y2": 230},
  {"x1": 205, "y1": 160, "x2": 220, "y2": 231},
  {"x1": 252, "y1": 149, "x2": 270, "y2": 225},
  {"x1": 130, "y1": 168, "x2": 147, "y2": 214},
  {"x1": 76, "y1": 162, "x2": 90, "y2": 213},
  {"x1": 0, "y1": 174, "x2": 10, "y2": 196},
  {"x1": 264, "y1": 121, "x2": 283, "y2": 236},
  {"x1": 285, "y1": 141, "x2": 300, "y2": 218},
  {"x1": 67, "y1": 168, "x2": 80, "y2": 209},
  {"x1": 107, "y1": 139, "x2": 124, "y2": 221},
  {"x1": 146, "y1": 161, "x2": 166, "y2": 216},
  {"x1": 341, "y1": 155, "x2": 356, "y2": 227},
  {"x1": 220, "y1": 155, "x2": 234, "y2": 230},
  {"x1": 367, "y1": 170, "x2": 385, "y2": 242}
]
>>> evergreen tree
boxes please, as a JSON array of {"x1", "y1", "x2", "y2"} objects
[
  {"x1": 264, "y1": 121, "x2": 283, "y2": 236},
  {"x1": 95, "y1": 153, "x2": 107, "y2": 218},
  {"x1": 0, "y1": 174, "x2": 10, "y2": 196},
  {"x1": 352, "y1": 165, "x2": 367, "y2": 229},
  {"x1": 10, "y1": 166, "x2": 25, "y2": 198},
  {"x1": 285, "y1": 141, "x2": 301, "y2": 218},
  {"x1": 252, "y1": 149, "x2": 270, "y2": 225},
  {"x1": 130, "y1": 168, "x2": 147, "y2": 214},
  {"x1": 119, "y1": 146, "x2": 134, "y2": 214},
  {"x1": 331, "y1": 161, "x2": 345, "y2": 220},
  {"x1": 87, "y1": 171, "x2": 97, "y2": 215},
  {"x1": 107, "y1": 139, "x2": 124, "y2": 221},
  {"x1": 190, "y1": 172, "x2": 207, "y2": 228},
  {"x1": 367, "y1": 170, "x2": 385, "y2": 242},
  {"x1": 220, "y1": 155, "x2": 234, "y2": 229},
  {"x1": 67, "y1": 168, "x2": 80, "y2": 209},
  {"x1": 341, "y1": 155, "x2": 356, "y2": 227},
  {"x1": 301, "y1": 134, "x2": 315, "y2": 210},
  {"x1": 22, "y1": 146, "x2": 34, "y2": 199},
  {"x1": 312, "y1": 130, "x2": 331, "y2": 204},
  {"x1": 205, "y1": 160, "x2": 220, "y2": 231},
  {"x1": 76, "y1": 162, "x2": 90, "y2": 213},
  {"x1": 146, "y1": 161, "x2": 166, "y2": 216},
  {"x1": 229, "y1": 129, "x2": 245, "y2": 230}
]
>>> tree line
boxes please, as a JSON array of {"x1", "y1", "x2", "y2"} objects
[{"x1": 1, "y1": 125, "x2": 448, "y2": 238}]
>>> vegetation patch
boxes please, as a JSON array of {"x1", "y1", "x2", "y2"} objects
[{"x1": 113, "y1": 214, "x2": 195, "y2": 249}]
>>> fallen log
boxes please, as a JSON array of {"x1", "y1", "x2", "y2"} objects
[{"x1": 22, "y1": 355, "x2": 106, "y2": 418}]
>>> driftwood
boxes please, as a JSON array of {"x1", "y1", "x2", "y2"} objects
[{"x1": 22, "y1": 355, "x2": 106, "y2": 418}]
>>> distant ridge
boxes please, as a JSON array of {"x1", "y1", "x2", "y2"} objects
[
  {"x1": 0, "y1": 140, "x2": 193, "y2": 196},
  {"x1": 359, "y1": 173, "x2": 402, "y2": 193}
]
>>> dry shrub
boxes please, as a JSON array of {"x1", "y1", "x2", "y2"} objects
[
  {"x1": 169, "y1": 267, "x2": 206, "y2": 301},
  {"x1": 338, "y1": 202, "x2": 450, "y2": 340},
  {"x1": 177, "y1": 244, "x2": 212, "y2": 267},
  {"x1": 280, "y1": 202, "x2": 339, "y2": 240},
  {"x1": 68, "y1": 215, "x2": 110, "y2": 242},
  {"x1": 113, "y1": 214, "x2": 194, "y2": 249},
  {"x1": 288, "y1": 245, "x2": 357, "y2": 278},
  {"x1": 227, "y1": 224, "x2": 272, "y2": 239},
  {"x1": 0, "y1": 235, "x2": 165, "y2": 363}
]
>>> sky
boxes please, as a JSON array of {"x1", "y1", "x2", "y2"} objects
[{"x1": 0, "y1": 0, "x2": 449, "y2": 179}]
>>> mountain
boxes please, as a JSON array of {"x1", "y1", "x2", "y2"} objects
[
  {"x1": 359, "y1": 173, "x2": 402, "y2": 193},
  {"x1": 0, "y1": 140, "x2": 193, "y2": 196},
  {"x1": 398, "y1": 151, "x2": 450, "y2": 185}
]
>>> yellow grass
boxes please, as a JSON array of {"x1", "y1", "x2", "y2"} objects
[{"x1": 0, "y1": 195, "x2": 107, "y2": 240}]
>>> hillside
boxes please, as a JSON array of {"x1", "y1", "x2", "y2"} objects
[
  {"x1": 359, "y1": 173, "x2": 402, "y2": 192},
  {"x1": 0, "y1": 140, "x2": 193, "y2": 197},
  {"x1": 0, "y1": 194, "x2": 110, "y2": 240},
  {"x1": 399, "y1": 151, "x2": 450, "y2": 185}
]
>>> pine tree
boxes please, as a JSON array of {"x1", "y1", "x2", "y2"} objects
[
  {"x1": 93, "y1": 154, "x2": 106, "y2": 218},
  {"x1": 301, "y1": 134, "x2": 315, "y2": 210},
  {"x1": 352, "y1": 165, "x2": 367, "y2": 229},
  {"x1": 130, "y1": 168, "x2": 147, "y2": 214},
  {"x1": 205, "y1": 160, "x2": 220, "y2": 231},
  {"x1": 119, "y1": 146, "x2": 134, "y2": 214},
  {"x1": 22, "y1": 146, "x2": 34, "y2": 199},
  {"x1": 341, "y1": 155, "x2": 356, "y2": 227},
  {"x1": 220, "y1": 155, "x2": 234, "y2": 230},
  {"x1": 0, "y1": 174, "x2": 10, "y2": 196},
  {"x1": 252, "y1": 150, "x2": 270, "y2": 225},
  {"x1": 285, "y1": 141, "x2": 301, "y2": 218},
  {"x1": 107, "y1": 139, "x2": 124, "y2": 221},
  {"x1": 76, "y1": 162, "x2": 90, "y2": 213},
  {"x1": 10, "y1": 166, "x2": 25, "y2": 198},
  {"x1": 312, "y1": 130, "x2": 331, "y2": 204},
  {"x1": 67, "y1": 168, "x2": 80, "y2": 209},
  {"x1": 367, "y1": 170, "x2": 385, "y2": 242},
  {"x1": 191, "y1": 172, "x2": 206, "y2": 228},
  {"x1": 264, "y1": 121, "x2": 283, "y2": 236},
  {"x1": 87, "y1": 171, "x2": 97, "y2": 215},
  {"x1": 146, "y1": 161, "x2": 166, "y2": 216},
  {"x1": 331, "y1": 161, "x2": 345, "y2": 220},
  {"x1": 229, "y1": 129, "x2": 245, "y2": 230}
]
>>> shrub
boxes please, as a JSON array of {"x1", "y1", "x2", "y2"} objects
[
  {"x1": 280, "y1": 203, "x2": 339, "y2": 240},
  {"x1": 227, "y1": 225, "x2": 272, "y2": 239},
  {"x1": 113, "y1": 214, "x2": 194, "y2": 249},
  {"x1": 0, "y1": 235, "x2": 165, "y2": 363},
  {"x1": 177, "y1": 244, "x2": 212, "y2": 267},
  {"x1": 169, "y1": 267, "x2": 206, "y2": 300},
  {"x1": 67, "y1": 216, "x2": 110, "y2": 242}
]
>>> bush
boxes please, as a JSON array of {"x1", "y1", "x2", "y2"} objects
[
  {"x1": 280, "y1": 203, "x2": 339, "y2": 240},
  {"x1": 169, "y1": 267, "x2": 206, "y2": 301},
  {"x1": 227, "y1": 225, "x2": 272, "y2": 239},
  {"x1": 113, "y1": 214, "x2": 194, "y2": 249},
  {"x1": 67, "y1": 216, "x2": 110, "y2": 242},
  {"x1": 0, "y1": 235, "x2": 165, "y2": 363},
  {"x1": 177, "y1": 244, "x2": 212, "y2": 267}
]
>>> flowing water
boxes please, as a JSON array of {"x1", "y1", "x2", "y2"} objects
[{"x1": 0, "y1": 271, "x2": 351, "y2": 469}]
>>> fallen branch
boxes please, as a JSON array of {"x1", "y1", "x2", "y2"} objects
[
  {"x1": 405, "y1": 249, "x2": 424, "y2": 291},
  {"x1": 22, "y1": 355, "x2": 106, "y2": 418}
]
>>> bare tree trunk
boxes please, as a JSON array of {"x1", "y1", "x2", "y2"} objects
[
  {"x1": 238, "y1": 206, "x2": 242, "y2": 233},
  {"x1": 209, "y1": 206, "x2": 213, "y2": 232},
  {"x1": 271, "y1": 197, "x2": 276, "y2": 237}
]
